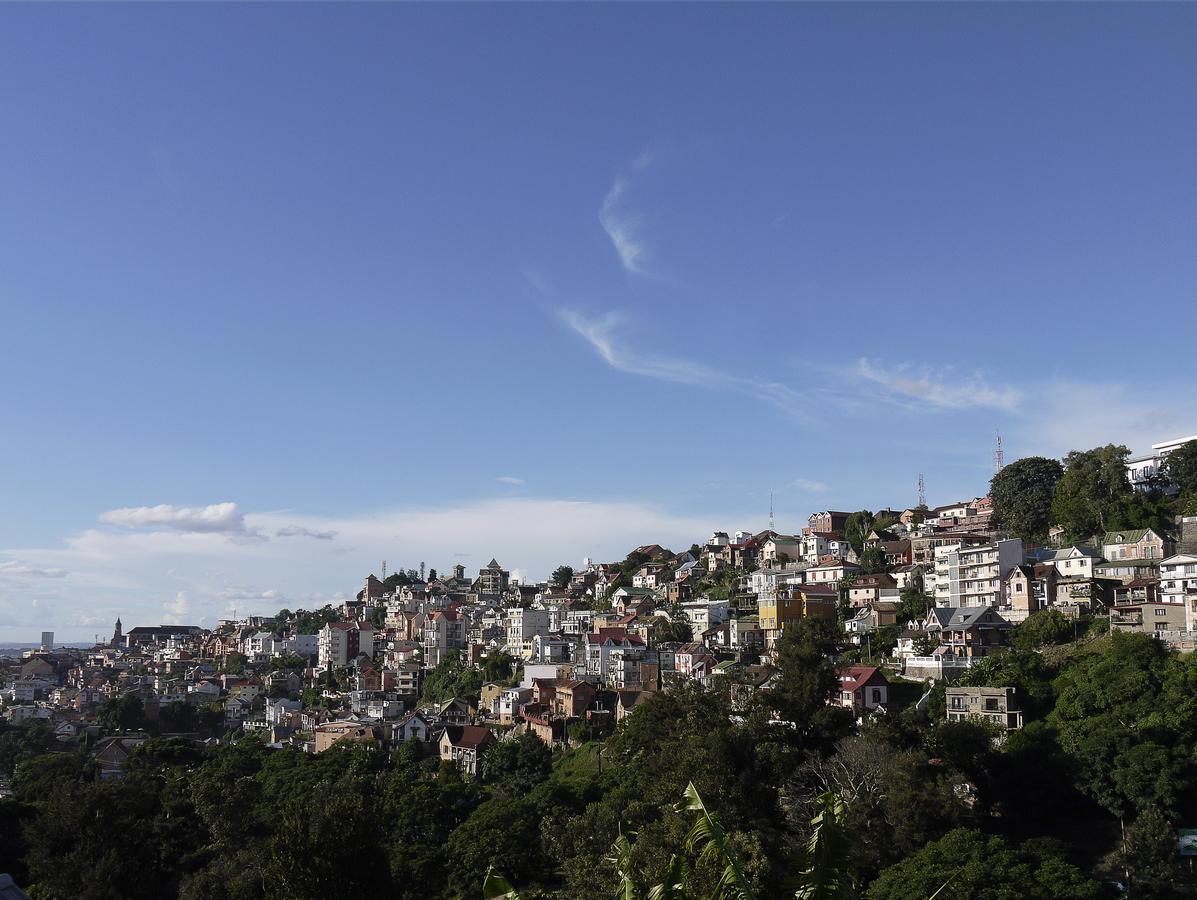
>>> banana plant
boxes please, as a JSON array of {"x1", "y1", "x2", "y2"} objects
[
  {"x1": 646, "y1": 854, "x2": 688, "y2": 900},
  {"x1": 679, "y1": 781, "x2": 758, "y2": 900},
  {"x1": 793, "y1": 792, "x2": 853, "y2": 900},
  {"x1": 606, "y1": 829, "x2": 640, "y2": 900},
  {"x1": 483, "y1": 864, "x2": 521, "y2": 900}
]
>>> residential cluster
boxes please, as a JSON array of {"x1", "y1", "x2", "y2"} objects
[{"x1": 4, "y1": 437, "x2": 1197, "y2": 782}]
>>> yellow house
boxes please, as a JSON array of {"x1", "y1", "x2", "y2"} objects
[{"x1": 758, "y1": 585, "x2": 838, "y2": 646}]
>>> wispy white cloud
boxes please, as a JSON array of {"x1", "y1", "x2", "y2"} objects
[
  {"x1": 494, "y1": 476, "x2": 526, "y2": 486},
  {"x1": 0, "y1": 559, "x2": 67, "y2": 579},
  {"x1": 276, "y1": 525, "x2": 337, "y2": 540},
  {"x1": 791, "y1": 479, "x2": 829, "y2": 494},
  {"x1": 560, "y1": 309, "x2": 807, "y2": 420},
  {"x1": 100, "y1": 502, "x2": 263, "y2": 541},
  {"x1": 855, "y1": 358, "x2": 1022, "y2": 412},
  {"x1": 599, "y1": 175, "x2": 649, "y2": 275}
]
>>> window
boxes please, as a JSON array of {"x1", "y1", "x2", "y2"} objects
[{"x1": 1156, "y1": 608, "x2": 1168, "y2": 617}]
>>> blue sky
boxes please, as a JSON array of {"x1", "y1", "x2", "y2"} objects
[{"x1": 2, "y1": 4, "x2": 1196, "y2": 640}]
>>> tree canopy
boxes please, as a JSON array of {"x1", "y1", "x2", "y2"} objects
[{"x1": 990, "y1": 455, "x2": 1063, "y2": 541}]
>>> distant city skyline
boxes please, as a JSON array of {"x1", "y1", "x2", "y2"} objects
[{"x1": 3, "y1": 3, "x2": 1196, "y2": 640}]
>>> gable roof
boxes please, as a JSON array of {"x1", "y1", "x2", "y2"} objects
[
  {"x1": 837, "y1": 665, "x2": 887, "y2": 692},
  {"x1": 442, "y1": 725, "x2": 494, "y2": 750},
  {"x1": 1103, "y1": 529, "x2": 1159, "y2": 544},
  {"x1": 944, "y1": 607, "x2": 1010, "y2": 630}
]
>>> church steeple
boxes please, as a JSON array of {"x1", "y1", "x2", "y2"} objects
[{"x1": 112, "y1": 617, "x2": 123, "y2": 648}]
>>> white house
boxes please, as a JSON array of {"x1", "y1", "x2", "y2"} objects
[
  {"x1": 679, "y1": 598, "x2": 730, "y2": 635},
  {"x1": 1043, "y1": 546, "x2": 1102, "y2": 581}
]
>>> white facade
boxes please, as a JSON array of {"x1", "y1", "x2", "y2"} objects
[
  {"x1": 1126, "y1": 434, "x2": 1197, "y2": 491},
  {"x1": 1044, "y1": 546, "x2": 1102, "y2": 580},
  {"x1": 680, "y1": 598, "x2": 730, "y2": 635},
  {"x1": 936, "y1": 539, "x2": 1024, "y2": 608},
  {"x1": 1161, "y1": 554, "x2": 1197, "y2": 630},
  {"x1": 318, "y1": 623, "x2": 375, "y2": 668},
  {"x1": 282, "y1": 633, "x2": 319, "y2": 658},
  {"x1": 505, "y1": 607, "x2": 550, "y2": 659}
]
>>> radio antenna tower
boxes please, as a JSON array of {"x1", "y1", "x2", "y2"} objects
[
  {"x1": 381, "y1": 560, "x2": 387, "y2": 581},
  {"x1": 917, "y1": 473, "x2": 926, "y2": 508},
  {"x1": 769, "y1": 490, "x2": 775, "y2": 531},
  {"x1": 994, "y1": 430, "x2": 1005, "y2": 474}
]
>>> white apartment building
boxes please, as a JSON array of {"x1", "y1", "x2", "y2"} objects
[
  {"x1": 935, "y1": 539, "x2": 1024, "y2": 608},
  {"x1": 1161, "y1": 554, "x2": 1197, "y2": 630},
  {"x1": 318, "y1": 622, "x2": 374, "y2": 668},
  {"x1": 505, "y1": 607, "x2": 550, "y2": 659}
]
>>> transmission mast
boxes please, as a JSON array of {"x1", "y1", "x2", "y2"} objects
[
  {"x1": 917, "y1": 473, "x2": 926, "y2": 508},
  {"x1": 769, "y1": 490, "x2": 775, "y2": 531},
  {"x1": 994, "y1": 430, "x2": 1005, "y2": 474},
  {"x1": 382, "y1": 560, "x2": 387, "y2": 581}
]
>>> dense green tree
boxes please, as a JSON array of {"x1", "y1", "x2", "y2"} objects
[
  {"x1": 480, "y1": 732, "x2": 552, "y2": 798},
  {"x1": 767, "y1": 619, "x2": 850, "y2": 748},
  {"x1": 22, "y1": 774, "x2": 182, "y2": 900},
  {"x1": 481, "y1": 651, "x2": 517, "y2": 684},
  {"x1": 895, "y1": 584, "x2": 932, "y2": 625},
  {"x1": 1051, "y1": 444, "x2": 1141, "y2": 541},
  {"x1": 97, "y1": 693, "x2": 147, "y2": 732},
  {"x1": 1161, "y1": 439, "x2": 1197, "y2": 498},
  {"x1": 843, "y1": 510, "x2": 875, "y2": 555},
  {"x1": 267, "y1": 780, "x2": 391, "y2": 899},
  {"x1": 551, "y1": 565, "x2": 574, "y2": 590},
  {"x1": 857, "y1": 545, "x2": 885, "y2": 574},
  {"x1": 290, "y1": 605, "x2": 342, "y2": 634},
  {"x1": 1051, "y1": 632, "x2": 1197, "y2": 819},
  {"x1": 990, "y1": 455, "x2": 1064, "y2": 541},
  {"x1": 1121, "y1": 805, "x2": 1197, "y2": 897},
  {"x1": 420, "y1": 651, "x2": 485, "y2": 703},
  {"x1": 444, "y1": 797, "x2": 544, "y2": 896},
  {"x1": 1011, "y1": 609, "x2": 1075, "y2": 651},
  {"x1": 865, "y1": 828, "x2": 1101, "y2": 899},
  {"x1": 653, "y1": 615, "x2": 694, "y2": 644},
  {"x1": 0, "y1": 720, "x2": 57, "y2": 776}
]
